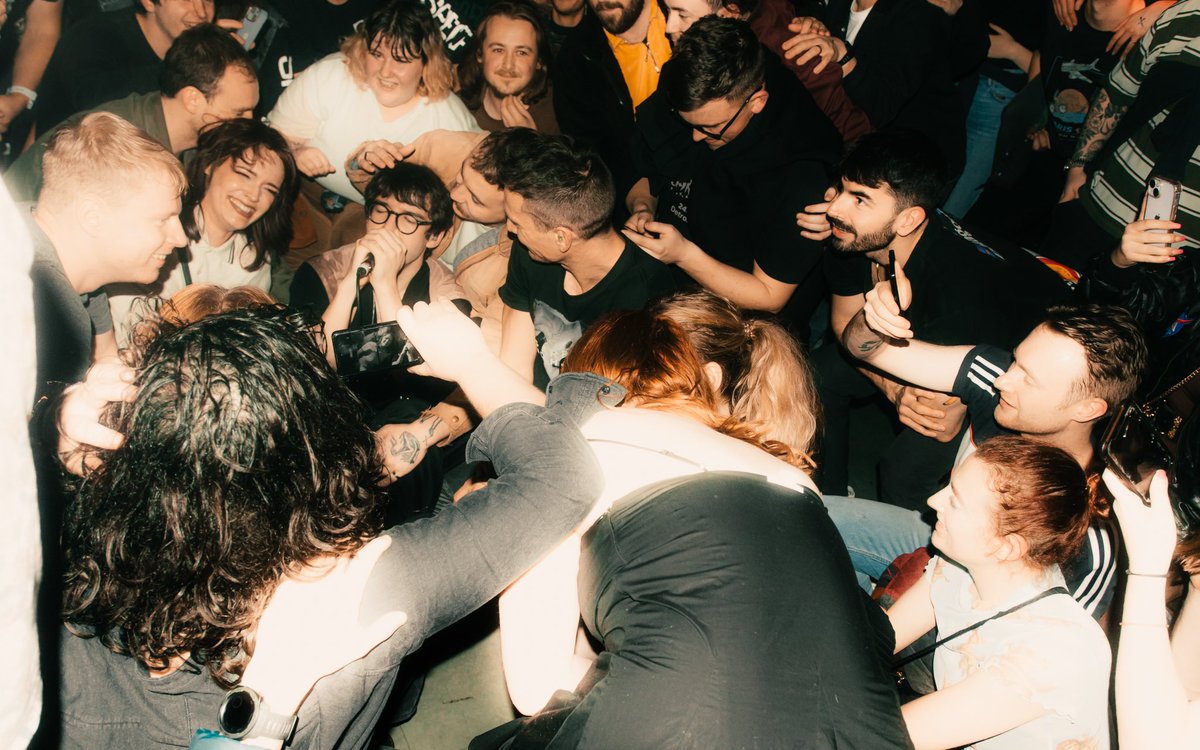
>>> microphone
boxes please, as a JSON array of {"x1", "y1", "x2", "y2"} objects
[{"x1": 356, "y1": 252, "x2": 375, "y2": 278}]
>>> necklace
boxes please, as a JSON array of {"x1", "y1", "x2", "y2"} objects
[{"x1": 642, "y1": 38, "x2": 661, "y2": 74}]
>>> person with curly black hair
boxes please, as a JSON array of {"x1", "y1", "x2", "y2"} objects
[{"x1": 56, "y1": 305, "x2": 602, "y2": 749}]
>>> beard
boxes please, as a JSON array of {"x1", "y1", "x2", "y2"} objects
[
  {"x1": 592, "y1": 0, "x2": 645, "y2": 35},
  {"x1": 828, "y1": 215, "x2": 895, "y2": 254}
]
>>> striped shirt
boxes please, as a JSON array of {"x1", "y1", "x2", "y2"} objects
[
  {"x1": 1081, "y1": 0, "x2": 1200, "y2": 241},
  {"x1": 952, "y1": 345, "x2": 1119, "y2": 618}
]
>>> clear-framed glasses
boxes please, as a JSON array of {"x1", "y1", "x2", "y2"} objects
[{"x1": 367, "y1": 203, "x2": 433, "y2": 235}]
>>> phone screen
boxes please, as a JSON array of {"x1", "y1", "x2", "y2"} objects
[{"x1": 331, "y1": 322, "x2": 424, "y2": 377}]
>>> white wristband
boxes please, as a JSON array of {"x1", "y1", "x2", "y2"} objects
[{"x1": 6, "y1": 86, "x2": 37, "y2": 109}]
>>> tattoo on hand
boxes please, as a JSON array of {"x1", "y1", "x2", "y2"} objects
[{"x1": 389, "y1": 432, "x2": 422, "y2": 466}]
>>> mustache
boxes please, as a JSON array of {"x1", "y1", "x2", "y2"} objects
[
  {"x1": 827, "y1": 216, "x2": 854, "y2": 235},
  {"x1": 594, "y1": 1, "x2": 625, "y2": 10}
]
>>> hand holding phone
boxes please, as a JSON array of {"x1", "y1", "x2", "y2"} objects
[
  {"x1": 1100, "y1": 401, "x2": 1174, "y2": 504},
  {"x1": 240, "y1": 5, "x2": 269, "y2": 50},
  {"x1": 331, "y1": 322, "x2": 423, "y2": 377}
]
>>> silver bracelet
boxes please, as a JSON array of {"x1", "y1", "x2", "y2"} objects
[{"x1": 6, "y1": 85, "x2": 37, "y2": 109}]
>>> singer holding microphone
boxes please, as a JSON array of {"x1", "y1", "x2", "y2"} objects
[{"x1": 290, "y1": 160, "x2": 473, "y2": 522}]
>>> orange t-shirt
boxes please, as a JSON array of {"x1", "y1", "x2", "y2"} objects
[{"x1": 604, "y1": 2, "x2": 672, "y2": 110}]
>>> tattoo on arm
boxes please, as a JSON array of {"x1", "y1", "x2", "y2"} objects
[
  {"x1": 388, "y1": 432, "x2": 422, "y2": 466},
  {"x1": 417, "y1": 412, "x2": 444, "y2": 441},
  {"x1": 1070, "y1": 88, "x2": 1130, "y2": 166},
  {"x1": 842, "y1": 310, "x2": 885, "y2": 361}
]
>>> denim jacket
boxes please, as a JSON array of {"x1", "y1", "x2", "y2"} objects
[{"x1": 58, "y1": 374, "x2": 614, "y2": 749}]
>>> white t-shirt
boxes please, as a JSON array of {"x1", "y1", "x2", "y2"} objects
[
  {"x1": 846, "y1": 5, "x2": 873, "y2": 44},
  {"x1": 0, "y1": 181, "x2": 41, "y2": 750},
  {"x1": 267, "y1": 53, "x2": 480, "y2": 202},
  {"x1": 926, "y1": 556, "x2": 1111, "y2": 750},
  {"x1": 580, "y1": 408, "x2": 817, "y2": 528}
]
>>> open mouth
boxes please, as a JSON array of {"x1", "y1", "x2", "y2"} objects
[{"x1": 230, "y1": 196, "x2": 255, "y2": 220}]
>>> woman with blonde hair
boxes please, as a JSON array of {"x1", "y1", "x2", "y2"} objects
[
  {"x1": 397, "y1": 294, "x2": 910, "y2": 748},
  {"x1": 654, "y1": 290, "x2": 820, "y2": 466},
  {"x1": 267, "y1": 0, "x2": 478, "y2": 206}
]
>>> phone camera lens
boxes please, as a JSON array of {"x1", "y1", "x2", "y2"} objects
[{"x1": 1152, "y1": 187, "x2": 1161, "y2": 198}]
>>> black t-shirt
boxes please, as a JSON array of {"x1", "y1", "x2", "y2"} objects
[
  {"x1": 951, "y1": 343, "x2": 1012, "y2": 448},
  {"x1": 823, "y1": 211, "x2": 1067, "y2": 348},
  {"x1": 498, "y1": 236, "x2": 678, "y2": 388},
  {"x1": 34, "y1": 8, "x2": 160, "y2": 133},
  {"x1": 1040, "y1": 10, "x2": 1121, "y2": 160}
]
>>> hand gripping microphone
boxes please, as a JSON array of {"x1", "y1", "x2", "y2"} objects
[{"x1": 356, "y1": 252, "x2": 375, "y2": 278}]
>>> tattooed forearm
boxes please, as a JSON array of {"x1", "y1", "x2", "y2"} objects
[
  {"x1": 841, "y1": 310, "x2": 885, "y2": 361},
  {"x1": 1069, "y1": 88, "x2": 1130, "y2": 167},
  {"x1": 416, "y1": 411, "x2": 444, "y2": 442},
  {"x1": 388, "y1": 432, "x2": 422, "y2": 466}
]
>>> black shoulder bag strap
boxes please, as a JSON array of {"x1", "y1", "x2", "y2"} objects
[{"x1": 893, "y1": 585, "x2": 1070, "y2": 668}]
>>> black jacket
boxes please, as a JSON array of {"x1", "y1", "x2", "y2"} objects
[
  {"x1": 552, "y1": 5, "x2": 667, "y2": 202},
  {"x1": 822, "y1": 0, "x2": 966, "y2": 174}
]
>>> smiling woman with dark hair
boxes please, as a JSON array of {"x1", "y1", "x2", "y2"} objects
[{"x1": 107, "y1": 118, "x2": 299, "y2": 341}]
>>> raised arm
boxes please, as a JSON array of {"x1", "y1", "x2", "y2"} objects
[
  {"x1": 840, "y1": 267, "x2": 972, "y2": 394},
  {"x1": 359, "y1": 391, "x2": 603, "y2": 641},
  {"x1": 1108, "y1": 470, "x2": 1200, "y2": 748}
]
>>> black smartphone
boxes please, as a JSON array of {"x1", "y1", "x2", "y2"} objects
[
  {"x1": 1101, "y1": 401, "x2": 1174, "y2": 504},
  {"x1": 331, "y1": 321, "x2": 423, "y2": 377}
]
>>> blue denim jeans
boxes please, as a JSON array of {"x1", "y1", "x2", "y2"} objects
[
  {"x1": 823, "y1": 494, "x2": 933, "y2": 593},
  {"x1": 943, "y1": 76, "x2": 1018, "y2": 219}
]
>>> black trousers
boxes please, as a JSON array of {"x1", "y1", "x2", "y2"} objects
[{"x1": 813, "y1": 343, "x2": 964, "y2": 510}]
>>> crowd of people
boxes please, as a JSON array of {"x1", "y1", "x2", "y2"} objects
[{"x1": 3, "y1": 0, "x2": 1199, "y2": 748}]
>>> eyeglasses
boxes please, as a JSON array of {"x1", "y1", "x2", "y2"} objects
[
  {"x1": 687, "y1": 89, "x2": 757, "y2": 142},
  {"x1": 367, "y1": 203, "x2": 433, "y2": 235}
]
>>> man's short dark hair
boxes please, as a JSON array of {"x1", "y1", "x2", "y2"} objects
[
  {"x1": 838, "y1": 130, "x2": 949, "y2": 212},
  {"x1": 496, "y1": 132, "x2": 614, "y2": 239},
  {"x1": 457, "y1": 0, "x2": 554, "y2": 110},
  {"x1": 62, "y1": 307, "x2": 384, "y2": 683},
  {"x1": 660, "y1": 16, "x2": 764, "y2": 113},
  {"x1": 159, "y1": 23, "x2": 255, "y2": 99},
  {"x1": 469, "y1": 126, "x2": 544, "y2": 187},
  {"x1": 364, "y1": 161, "x2": 455, "y2": 237},
  {"x1": 1042, "y1": 303, "x2": 1148, "y2": 407}
]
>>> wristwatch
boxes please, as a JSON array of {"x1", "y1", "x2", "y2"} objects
[{"x1": 217, "y1": 686, "x2": 299, "y2": 742}]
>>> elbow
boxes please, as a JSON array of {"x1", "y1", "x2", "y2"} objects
[{"x1": 508, "y1": 682, "x2": 554, "y2": 717}]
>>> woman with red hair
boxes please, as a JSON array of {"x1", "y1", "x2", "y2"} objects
[
  {"x1": 398, "y1": 292, "x2": 911, "y2": 748},
  {"x1": 888, "y1": 436, "x2": 1111, "y2": 749}
]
